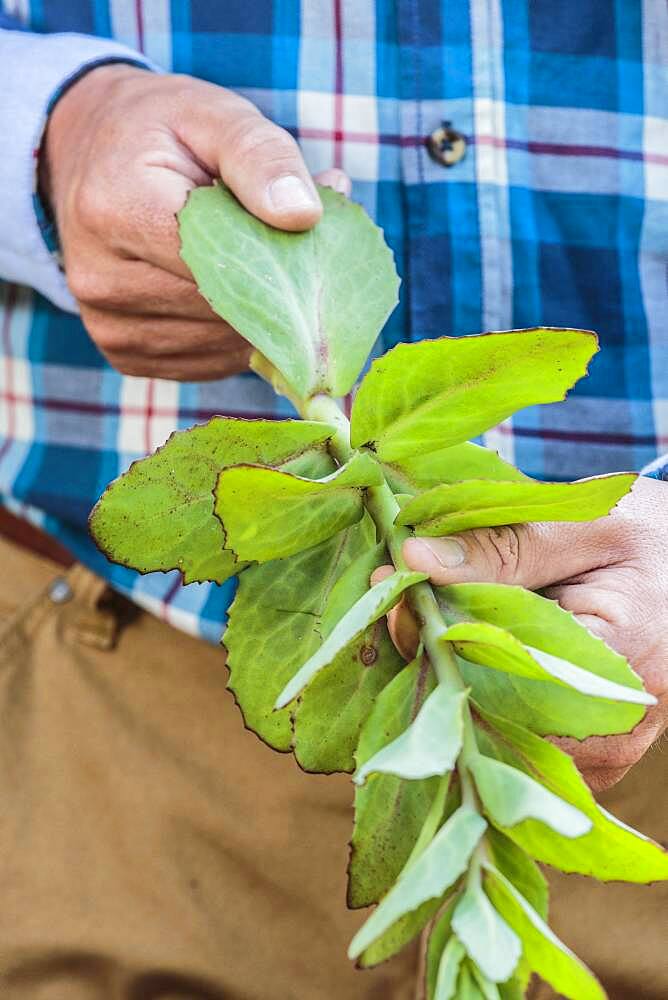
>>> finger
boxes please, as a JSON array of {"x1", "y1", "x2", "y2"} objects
[
  {"x1": 80, "y1": 308, "x2": 251, "y2": 363},
  {"x1": 580, "y1": 765, "x2": 631, "y2": 793},
  {"x1": 174, "y1": 87, "x2": 322, "y2": 231},
  {"x1": 371, "y1": 565, "x2": 420, "y2": 661},
  {"x1": 103, "y1": 347, "x2": 253, "y2": 382},
  {"x1": 68, "y1": 257, "x2": 219, "y2": 320},
  {"x1": 315, "y1": 168, "x2": 352, "y2": 196},
  {"x1": 370, "y1": 566, "x2": 395, "y2": 587},
  {"x1": 550, "y1": 713, "x2": 663, "y2": 773},
  {"x1": 402, "y1": 519, "x2": 620, "y2": 591}
]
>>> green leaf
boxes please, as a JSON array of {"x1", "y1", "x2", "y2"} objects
[
  {"x1": 469, "y1": 754, "x2": 592, "y2": 838},
  {"x1": 440, "y1": 583, "x2": 647, "y2": 738},
  {"x1": 442, "y1": 621, "x2": 654, "y2": 707},
  {"x1": 179, "y1": 182, "x2": 400, "y2": 400},
  {"x1": 433, "y1": 935, "x2": 466, "y2": 1000},
  {"x1": 90, "y1": 417, "x2": 334, "y2": 584},
  {"x1": 484, "y1": 867, "x2": 606, "y2": 1000},
  {"x1": 292, "y1": 537, "x2": 402, "y2": 772},
  {"x1": 486, "y1": 829, "x2": 548, "y2": 920},
  {"x1": 397, "y1": 474, "x2": 635, "y2": 535},
  {"x1": 474, "y1": 706, "x2": 668, "y2": 881},
  {"x1": 350, "y1": 328, "x2": 598, "y2": 460},
  {"x1": 275, "y1": 569, "x2": 427, "y2": 708},
  {"x1": 348, "y1": 657, "x2": 439, "y2": 908},
  {"x1": 215, "y1": 451, "x2": 383, "y2": 563},
  {"x1": 293, "y1": 625, "x2": 402, "y2": 773},
  {"x1": 348, "y1": 805, "x2": 486, "y2": 959},
  {"x1": 451, "y1": 882, "x2": 522, "y2": 983},
  {"x1": 356, "y1": 897, "x2": 444, "y2": 969},
  {"x1": 382, "y1": 442, "x2": 527, "y2": 495},
  {"x1": 223, "y1": 518, "x2": 374, "y2": 750},
  {"x1": 354, "y1": 687, "x2": 467, "y2": 785}
]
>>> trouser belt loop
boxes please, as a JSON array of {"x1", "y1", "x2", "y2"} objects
[{"x1": 57, "y1": 564, "x2": 133, "y2": 652}]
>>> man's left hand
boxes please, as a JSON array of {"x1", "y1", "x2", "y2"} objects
[{"x1": 378, "y1": 476, "x2": 668, "y2": 791}]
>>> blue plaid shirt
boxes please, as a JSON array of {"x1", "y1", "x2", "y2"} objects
[{"x1": 0, "y1": 1, "x2": 667, "y2": 642}]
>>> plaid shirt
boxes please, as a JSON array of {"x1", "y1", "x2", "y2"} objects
[{"x1": 1, "y1": 1, "x2": 667, "y2": 642}]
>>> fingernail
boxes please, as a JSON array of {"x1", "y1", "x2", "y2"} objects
[
  {"x1": 268, "y1": 174, "x2": 319, "y2": 213},
  {"x1": 410, "y1": 538, "x2": 466, "y2": 569}
]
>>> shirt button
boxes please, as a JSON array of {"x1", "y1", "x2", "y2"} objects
[{"x1": 426, "y1": 122, "x2": 467, "y2": 167}]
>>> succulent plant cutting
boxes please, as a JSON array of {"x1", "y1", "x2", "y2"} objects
[{"x1": 90, "y1": 183, "x2": 668, "y2": 1000}]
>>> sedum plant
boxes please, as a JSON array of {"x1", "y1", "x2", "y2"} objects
[{"x1": 91, "y1": 183, "x2": 668, "y2": 999}]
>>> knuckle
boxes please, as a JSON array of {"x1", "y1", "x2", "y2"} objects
[
  {"x1": 76, "y1": 181, "x2": 114, "y2": 234},
  {"x1": 230, "y1": 118, "x2": 299, "y2": 166},
  {"x1": 67, "y1": 265, "x2": 103, "y2": 305},
  {"x1": 473, "y1": 525, "x2": 523, "y2": 583}
]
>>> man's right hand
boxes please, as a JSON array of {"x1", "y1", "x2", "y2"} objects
[{"x1": 41, "y1": 65, "x2": 348, "y2": 381}]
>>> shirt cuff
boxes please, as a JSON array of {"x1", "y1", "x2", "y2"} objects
[
  {"x1": 0, "y1": 29, "x2": 158, "y2": 312},
  {"x1": 641, "y1": 454, "x2": 668, "y2": 482}
]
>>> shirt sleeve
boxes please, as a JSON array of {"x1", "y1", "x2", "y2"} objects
[
  {"x1": 642, "y1": 454, "x2": 668, "y2": 481},
  {"x1": 0, "y1": 28, "x2": 156, "y2": 313}
]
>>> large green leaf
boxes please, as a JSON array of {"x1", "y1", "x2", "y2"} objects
[
  {"x1": 275, "y1": 569, "x2": 427, "y2": 708},
  {"x1": 348, "y1": 805, "x2": 486, "y2": 959},
  {"x1": 451, "y1": 882, "x2": 522, "y2": 983},
  {"x1": 348, "y1": 658, "x2": 439, "y2": 908},
  {"x1": 292, "y1": 539, "x2": 403, "y2": 772},
  {"x1": 223, "y1": 518, "x2": 374, "y2": 750},
  {"x1": 90, "y1": 418, "x2": 333, "y2": 584},
  {"x1": 293, "y1": 627, "x2": 402, "y2": 774},
  {"x1": 484, "y1": 867, "x2": 605, "y2": 1000},
  {"x1": 469, "y1": 754, "x2": 592, "y2": 838},
  {"x1": 354, "y1": 687, "x2": 466, "y2": 784},
  {"x1": 474, "y1": 706, "x2": 668, "y2": 881},
  {"x1": 382, "y1": 442, "x2": 527, "y2": 495},
  {"x1": 442, "y1": 621, "x2": 654, "y2": 707},
  {"x1": 179, "y1": 183, "x2": 400, "y2": 400},
  {"x1": 441, "y1": 583, "x2": 647, "y2": 738},
  {"x1": 397, "y1": 474, "x2": 634, "y2": 535},
  {"x1": 215, "y1": 451, "x2": 383, "y2": 563},
  {"x1": 350, "y1": 328, "x2": 598, "y2": 461}
]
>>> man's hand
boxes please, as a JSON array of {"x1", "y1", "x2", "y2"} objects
[
  {"x1": 378, "y1": 476, "x2": 668, "y2": 792},
  {"x1": 41, "y1": 64, "x2": 349, "y2": 381}
]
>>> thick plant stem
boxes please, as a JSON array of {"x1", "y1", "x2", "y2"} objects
[{"x1": 303, "y1": 394, "x2": 481, "y2": 804}]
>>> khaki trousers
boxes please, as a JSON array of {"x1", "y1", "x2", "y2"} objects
[{"x1": 0, "y1": 537, "x2": 665, "y2": 999}]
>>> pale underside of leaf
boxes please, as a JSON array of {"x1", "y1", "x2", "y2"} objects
[
  {"x1": 179, "y1": 183, "x2": 400, "y2": 399},
  {"x1": 275, "y1": 569, "x2": 427, "y2": 708},
  {"x1": 444, "y1": 621, "x2": 654, "y2": 706},
  {"x1": 451, "y1": 882, "x2": 522, "y2": 983},
  {"x1": 474, "y1": 705, "x2": 668, "y2": 881},
  {"x1": 348, "y1": 657, "x2": 439, "y2": 908},
  {"x1": 441, "y1": 582, "x2": 647, "y2": 738},
  {"x1": 348, "y1": 805, "x2": 486, "y2": 959},
  {"x1": 397, "y1": 473, "x2": 636, "y2": 535},
  {"x1": 354, "y1": 687, "x2": 466, "y2": 784},
  {"x1": 470, "y1": 754, "x2": 592, "y2": 838},
  {"x1": 350, "y1": 328, "x2": 598, "y2": 460},
  {"x1": 434, "y1": 936, "x2": 466, "y2": 1000}
]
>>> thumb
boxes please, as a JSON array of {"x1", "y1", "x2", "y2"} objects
[
  {"x1": 177, "y1": 86, "x2": 322, "y2": 231},
  {"x1": 402, "y1": 521, "x2": 612, "y2": 591}
]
